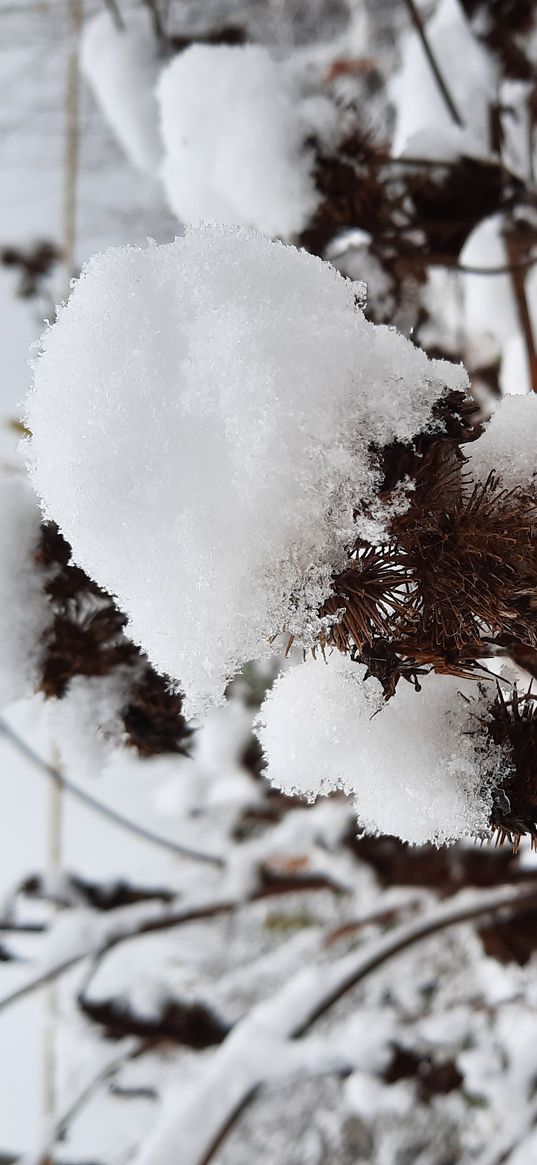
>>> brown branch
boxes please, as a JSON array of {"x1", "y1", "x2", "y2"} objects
[{"x1": 504, "y1": 230, "x2": 537, "y2": 393}]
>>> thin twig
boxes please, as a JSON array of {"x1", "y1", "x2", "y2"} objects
[
  {"x1": 402, "y1": 0, "x2": 464, "y2": 128},
  {"x1": 103, "y1": 0, "x2": 125, "y2": 30},
  {"x1": 0, "y1": 717, "x2": 223, "y2": 868},
  {"x1": 61, "y1": 0, "x2": 82, "y2": 296},
  {"x1": 504, "y1": 230, "x2": 537, "y2": 393},
  {"x1": 140, "y1": 0, "x2": 168, "y2": 46}
]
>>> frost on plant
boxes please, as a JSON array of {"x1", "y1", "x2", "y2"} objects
[{"x1": 26, "y1": 223, "x2": 468, "y2": 720}]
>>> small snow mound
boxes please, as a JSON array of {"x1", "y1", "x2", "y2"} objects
[
  {"x1": 81, "y1": 9, "x2": 162, "y2": 176},
  {"x1": 157, "y1": 44, "x2": 324, "y2": 236},
  {"x1": 256, "y1": 655, "x2": 501, "y2": 846},
  {"x1": 0, "y1": 474, "x2": 51, "y2": 708},
  {"x1": 26, "y1": 224, "x2": 468, "y2": 717}
]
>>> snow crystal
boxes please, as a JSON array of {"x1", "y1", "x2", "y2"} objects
[
  {"x1": 464, "y1": 394, "x2": 537, "y2": 493},
  {"x1": 81, "y1": 10, "x2": 162, "y2": 176},
  {"x1": 390, "y1": 0, "x2": 497, "y2": 156},
  {"x1": 256, "y1": 654, "x2": 502, "y2": 846},
  {"x1": 157, "y1": 44, "x2": 327, "y2": 236},
  {"x1": 26, "y1": 224, "x2": 468, "y2": 717},
  {"x1": 0, "y1": 474, "x2": 51, "y2": 708}
]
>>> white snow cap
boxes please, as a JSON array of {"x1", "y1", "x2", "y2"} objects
[
  {"x1": 157, "y1": 44, "x2": 328, "y2": 236},
  {"x1": 256, "y1": 655, "x2": 502, "y2": 846},
  {"x1": 81, "y1": 9, "x2": 162, "y2": 176},
  {"x1": 390, "y1": 0, "x2": 497, "y2": 157},
  {"x1": 464, "y1": 393, "x2": 537, "y2": 492},
  {"x1": 0, "y1": 475, "x2": 51, "y2": 708},
  {"x1": 26, "y1": 224, "x2": 468, "y2": 717}
]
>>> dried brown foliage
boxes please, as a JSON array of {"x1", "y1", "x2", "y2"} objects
[{"x1": 35, "y1": 523, "x2": 190, "y2": 756}]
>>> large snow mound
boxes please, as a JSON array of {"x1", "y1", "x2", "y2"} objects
[
  {"x1": 157, "y1": 44, "x2": 328, "y2": 236},
  {"x1": 0, "y1": 475, "x2": 52, "y2": 708},
  {"x1": 26, "y1": 224, "x2": 468, "y2": 717},
  {"x1": 256, "y1": 655, "x2": 502, "y2": 846}
]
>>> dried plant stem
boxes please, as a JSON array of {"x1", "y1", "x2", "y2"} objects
[
  {"x1": 61, "y1": 0, "x2": 83, "y2": 297},
  {"x1": 402, "y1": 0, "x2": 464, "y2": 128},
  {"x1": 102, "y1": 0, "x2": 125, "y2": 30},
  {"x1": 504, "y1": 231, "x2": 537, "y2": 393},
  {"x1": 0, "y1": 717, "x2": 223, "y2": 868}
]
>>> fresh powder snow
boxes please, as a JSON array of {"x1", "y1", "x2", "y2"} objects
[
  {"x1": 26, "y1": 223, "x2": 468, "y2": 717},
  {"x1": 256, "y1": 655, "x2": 504, "y2": 845}
]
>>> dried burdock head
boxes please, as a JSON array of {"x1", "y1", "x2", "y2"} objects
[
  {"x1": 300, "y1": 124, "x2": 524, "y2": 271},
  {"x1": 395, "y1": 468, "x2": 537, "y2": 657},
  {"x1": 357, "y1": 637, "x2": 429, "y2": 700},
  {"x1": 122, "y1": 664, "x2": 190, "y2": 757},
  {"x1": 1, "y1": 240, "x2": 62, "y2": 298},
  {"x1": 316, "y1": 398, "x2": 537, "y2": 698},
  {"x1": 36, "y1": 522, "x2": 136, "y2": 699},
  {"x1": 485, "y1": 685, "x2": 537, "y2": 848},
  {"x1": 35, "y1": 523, "x2": 191, "y2": 756},
  {"x1": 318, "y1": 544, "x2": 410, "y2": 657},
  {"x1": 375, "y1": 389, "x2": 482, "y2": 495}
]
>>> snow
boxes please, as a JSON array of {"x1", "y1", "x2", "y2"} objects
[
  {"x1": 26, "y1": 224, "x2": 468, "y2": 716},
  {"x1": 128, "y1": 884, "x2": 532, "y2": 1165},
  {"x1": 256, "y1": 655, "x2": 504, "y2": 845},
  {"x1": 48, "y1": 671, "x2": 132, "y2": 780},
  {"x1": 460, "y1": 215, "x2": 520, "y2": 361},
  {"x1": 500, "y1": 333, "x2": 532, "y2": 397},
  {"x1": 390, "y1": 0, "x2": 497, "y2": 156},
  {"x1": 81, "y1": 9, "x2": 162, "y2": 177},
  {"x1": 0, "y1": 473, "x2": 51, "y2": 708},
  {"x1": 157, "y1": 44, "x2": 327, "y2": 236},
  {"x1": 464, "y1": 393, "x2": 537, "y2": 492}
]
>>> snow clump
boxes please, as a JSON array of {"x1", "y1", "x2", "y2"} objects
[
  {"x1": 81, "y1": 9, "x2": 162, "y2": 176},
  {"x1": 464, "y1": 394, "x2": 537, "y2": 493},
  {"x1": 390, "y1": 0, "x2": 497, "y2": 157},
  {"x1": 0, "y1": 474, "x2": 52, "y2": 707},
  {"x1": 26, "y1": 224, "x2": 468, "y2": 717},
  {"x1": 157, "y1": 44, "x2": 330, "y2": 236},
  {"x1": 256, "y1": 655, "x2": 503, "y2": 846}
]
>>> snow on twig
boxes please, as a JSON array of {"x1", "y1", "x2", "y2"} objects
[{"x1": 130, "y1": 882, "x2": 537, "y2": 1165}]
